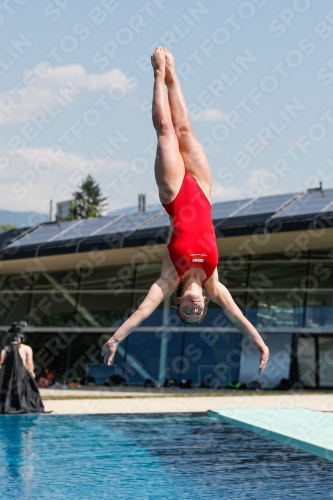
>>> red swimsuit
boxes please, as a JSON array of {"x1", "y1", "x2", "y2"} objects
[{"x1": 162, "y1": 173, "x2": 218, "y2": 285}]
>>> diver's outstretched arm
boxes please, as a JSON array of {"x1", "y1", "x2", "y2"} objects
[
  {"x1": 102, "y1": 251, "x2": 179, "y2": 365},
  {"x1": 207, "y1": 281, "x2": 269, "y2": 375},
  {"x1": 102, "y1": 281, "x2": 167, "y2": 365}
]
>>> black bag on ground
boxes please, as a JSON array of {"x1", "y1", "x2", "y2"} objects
[{"x1": 0, "y1": 344, "x2": 44, "y2": 414}]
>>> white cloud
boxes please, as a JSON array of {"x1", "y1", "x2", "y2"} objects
[
  {"x1": 211, "y1": 183, "x2": 244, "y2": 201},
  {"x1": 0, "y1": 146, "x2": 128, "y2": 213},
  {"x1": 212, "y1": 168, "x2": 282, "y2": 202},
  {"x1": 0, "y1": 64, "x2": 136, "y2": 124},
  {"x1": 44, "y1": 64, "x2": 136, "y2": 92},
  {"x1": 195, "y1": 108, "x2": 227, "y2": 122},
  {"x1": 0, "y1": 88, "x2": 53, "y2": 124},
  {"x1": 244, "y1": 169, "x2": 283, "y2": 201}
]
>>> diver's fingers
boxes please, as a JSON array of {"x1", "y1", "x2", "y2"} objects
[
  {"x1": 107, "y1": 348, "x2": 115, "y2": 365},
  {"x1": 107, "y1": 344, "x2": 117, "y2": 365},
  {"x1": 102, "y1": 339, "x2": 118, "y2": 365},
  {"x1": 258, "y1": 349, "x2": 269, "y2": 376},
  {"x1": 101, "y1": 346, "x2": 109, "y2": 364},
  {"x1": 258, "y1": 360, "x2": 266, "y2": 376}
]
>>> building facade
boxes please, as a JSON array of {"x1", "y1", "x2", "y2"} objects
[{"x1": 1, "y1": 188, "x2": 333, "y2": 388}]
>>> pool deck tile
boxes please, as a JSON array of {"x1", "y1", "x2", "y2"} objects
[{"x1": 40, "y1": 393, "x2": 333, "y2": 415}]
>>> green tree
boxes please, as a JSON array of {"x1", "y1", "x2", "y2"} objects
[
  {"x1": 70, "y1": 175, "x2": 107, "y2": 220},
  {"x1": 0, "y1": 224, "x2": 17, "y2": 233}
]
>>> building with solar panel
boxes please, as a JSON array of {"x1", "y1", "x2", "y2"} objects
[{"x1": 0, "y1": 186, "x2": 333, "y2": 390}]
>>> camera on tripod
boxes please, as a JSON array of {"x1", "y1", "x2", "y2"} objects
[{"x1": 7, "y1": 322, "x2": 27, "y2": 344}]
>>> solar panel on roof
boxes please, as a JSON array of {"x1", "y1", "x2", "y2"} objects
[
  {"x1": 271, "y1": 189, "x2": 333, "y2": 218},
  {"x1": 106, "y1": 212, "x2": 159, "y2": 234},
  {"x1": 235, "y1": 193, "x2": 294, "y2": 217},
  {"x1": 50, "y1": 216, "x2": 121, "y2": 241},
  {"x1": 48, "y1": 220, "x2": 84, "y2": 241},
  {"x1": 6, "y1": 212, "x2": 165, "y2": 249},
  {"x1": 7, "y1": 211, "x2": 170, "y2": 249},
  {"x1": 142, "y1": 212, "x2": 170, "y2": 229},
  {"x1": 212, "y1": 199, "x2": 252, "y2": 219},
  {"x1": 7, "y1": 221, "x2": 77, "y2": 247},
  {"x1": 322, "y1": 200, "x2": 333, "y2": 211}
]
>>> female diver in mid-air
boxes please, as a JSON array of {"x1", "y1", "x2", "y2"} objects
[{"x1": 102, "y1": 47, "x2": 269, "y2": 375}]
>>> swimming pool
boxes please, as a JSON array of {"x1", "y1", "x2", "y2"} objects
[{"x1": 0, "y1": 413, "x2": 332, "y2": 500}]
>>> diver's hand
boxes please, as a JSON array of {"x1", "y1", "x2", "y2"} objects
[
  {"x1": 101, "y1": 338, "x2": 118, "y2": 366},
  {"x1": 258, "y1": 345, "x2": 269, "y2": 376}
]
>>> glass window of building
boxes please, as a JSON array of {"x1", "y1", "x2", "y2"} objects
[
  {"x1": 306, "y1": 293, "x2": 333, "y2": 327},
  {"x1": 318, "y1": 336, "x2": 333, "y2": 387},
  {"x1": 218, "y1": 257, "x2": 249, "y2": 289},
  {"x1": 182, "y1": 331, "x2": 242, "y2": 387},
  {"x1": 308, "y1": 262, "x2": 333, "y2": 289},
  {"x1": 124, "y1": 330, "x2": 178, "y2": 385},
  {"x1": 1, "y1": 294, "x2": 30, "y2": 327},
  {"x1": 134, "y1": 263, "x2": 161, "y2": 290},
  {"x1": 297, "y1": 335, "x2": 316, "y2": 387},
  {"x1": 248, "y1": 292, "x2": 305, "y2": 328},
  {"x1": 248, "y1": 263, "x2": 308, "y2": 290},
  {"x1": 80, "y1": 266, "x2": 136, "y2": 291},
  {"x1": 78, "y1": 293, "x2": 133, "y2": 327}
]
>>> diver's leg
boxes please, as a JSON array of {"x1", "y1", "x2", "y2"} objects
[
  {"x1": 164, "y1": 48, "x2": 212, "y2": 202},
  {"x1": 152, "y1": 47, "x2": 185, "y2": 204}
]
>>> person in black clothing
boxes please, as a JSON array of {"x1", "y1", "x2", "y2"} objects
[{"x1": 0, "y1": 322, "x2": 44, "y2": 414}]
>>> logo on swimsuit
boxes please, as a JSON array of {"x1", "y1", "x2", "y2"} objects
[{"x1": 192, "y1": 258, "x2": 204, "y2": 263}]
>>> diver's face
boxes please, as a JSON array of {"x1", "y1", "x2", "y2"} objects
[{"x1": 177, "y1": 294, "x2": 205, "y2": 323}]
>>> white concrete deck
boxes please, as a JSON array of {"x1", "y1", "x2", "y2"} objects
[{"x1": 40, "y1": 388, "x2": 333, "y2": 415}]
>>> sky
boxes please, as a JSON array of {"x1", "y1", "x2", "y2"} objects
[{"x1": 1, "y1": 0, "x2": 333, "y2": 220}]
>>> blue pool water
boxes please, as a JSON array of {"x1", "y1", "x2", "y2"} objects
[{"x1": 0, "y1": 413, "x2": 332, "y2": 500}]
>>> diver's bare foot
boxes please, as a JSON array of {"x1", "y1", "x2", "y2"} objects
[
  {"x1": 164, "y1": 47, "x2": 176, "y2": 83},
  {"x1": 151, "y1": 46, "x2": 165, "y2": 76}
]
